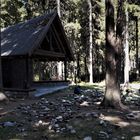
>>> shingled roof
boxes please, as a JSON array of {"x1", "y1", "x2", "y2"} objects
[{"x1": 1, "y1": 12, "x2": 74, "y2": 61}]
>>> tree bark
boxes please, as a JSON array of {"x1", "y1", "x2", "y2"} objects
[
  {"x1": 101, "y1": 0, "x2": 127, "y2": 110},
  {"x1": 87, "y1": 0, "x2": 93, "y2": 83}
]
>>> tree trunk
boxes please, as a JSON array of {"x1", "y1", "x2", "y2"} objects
[
  {"x1": 124, "y1": 5, "x2": 130, "y2": 85},
  {"x1": 56, "y1": 0, "x2": 63, "y2": 80},
  {"x1": 101, "y1": 0, "x2": 127, "y2": 110},
  {"x1": 77, "y1": 53, "x2": 80, "y2": 82},
  {"x1": 56, "y1": 0, "x2": 61, "y2": 17},
  {"x1": 87, "y1": 0, "x2": 93, "y2": 83},
  {"x1": 135, "y1": 16, "x2": 139, "y2": 80}
]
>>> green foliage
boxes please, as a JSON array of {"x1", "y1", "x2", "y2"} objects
[
  {"x1": 128, "y1": 3, "x2": 140, "y2": 17},
  {"x1": 1, "y1": 0, "x2": 24, "y2": 27}
]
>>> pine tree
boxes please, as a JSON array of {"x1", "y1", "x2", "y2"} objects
[{"x1": 87, "y1": 0, "x2": 93, "y2": 83}]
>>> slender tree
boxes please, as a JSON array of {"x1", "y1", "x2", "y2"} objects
[
  {"x1": 56, "y1": 0, "x2": 63, "y2": 80},
  {"x1": 124, "y1": 3, "x2": 130, "y2": 85},
  {"x1": 87, "y1": 0, "x2": 93, "y2": 83},
  {"x1": 56, "y1": 0, "x2": 61, "y2": 17},
  {"x1": 135, "y1": 16, "x2": 139, "y2": 80}
]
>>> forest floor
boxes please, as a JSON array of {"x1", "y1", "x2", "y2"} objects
[{"x1": 0, "y1": 82, "x2": 140, "y2": 140}]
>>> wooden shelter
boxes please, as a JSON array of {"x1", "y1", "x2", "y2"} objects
[{"x1": 1, "y1": 12, "x2": 74, "y2": 91}]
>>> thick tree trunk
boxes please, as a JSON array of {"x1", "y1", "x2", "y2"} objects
[
  {"x1": 101, "y1": 0, "x2": 127, "y2": 110},
  {"x1": 87, "y1": 0, "x2": 93, "y2": 83}
]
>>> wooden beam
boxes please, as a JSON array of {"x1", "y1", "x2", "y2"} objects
[
  {"x1": 54, "y1": 16, "x2": 75, "y2": 61},
  {"x1": 25, "y1": 55, "x2": 29, "y2": 89},
  {"x1": 29, "y1": 12, "x2": 57, "y2": 56},
  {"x1": 51, "y1": 24, "x2": 66, "y2": 54},
  {"x1": 34, "y1": 49, "x2": 65, "y2": 58},
  {"x1": 4, "y1": 88, "x2": 35, "y2": 92},
  {"x1": 49, "y1": 29, "x2": 54, "y2": 51},
  {"x1": 51, "y1": 29, "x2": 62, "y2": 52}
]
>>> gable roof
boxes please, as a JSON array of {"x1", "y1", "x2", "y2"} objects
[{"x1": 1, "y1": 12, "x2": 74, "y2": 61}]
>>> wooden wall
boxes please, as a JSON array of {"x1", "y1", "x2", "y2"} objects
[{"x1": 2, "y1": 58, "x2": 33, "y2": 89}]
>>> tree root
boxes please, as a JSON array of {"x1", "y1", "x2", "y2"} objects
[{"x1": 100, "y1": 98, "x2": 130, "y2": 112}]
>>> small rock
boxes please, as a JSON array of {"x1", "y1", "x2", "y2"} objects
[
  {"x1": 54, "y1": 124, "x2": 59, "y2": 128},
  {"x1": 18, "y1": 128, "x2": 26, "y2": 132},
  {"x1": 80, "y1": 101, "x2": 89, "y2": 106},
  {"x1": 41, "y1": 98, "x2": 45, "y2": 101},
  {"x1": 56, "y1": 130, "x2": 60, "y2": 133},
  {"x1": 66, "y1": 125, "x2": 73, "y2": 130},
  {"x1": 4, "y1": 121, "x2": 16, "y2": 127},
  {"x1": 44, "y1": 107, "x2": 50, "y2": 111},
  {"x1": 70, "y1": 129, "x2": 76, "y2": 134},
  {"x1": 99, "y1": 120, "x2": 107, "y2": 127},
  {"x1": 126, "y1": 113, "x2": 135, "y2": 120},
  {"x1": 121, "y1": 137, "x2": 125, "y2": 140},
  {"x1": 61, "y1": 127, "x2": 66, "y2": 132},
  {"x1": 38, "y1": 120, "x2": 43, "y2": 125},
  {"x1": 56, "y1": 116, "x2": 63, "y2": 121},
  {"x1": 83, "y1": 136, "x2": 92, "y2": 140},
  {"x1": 98, "y1": 131, "x2": 109, "y2": 139},
  {"x1": 132, "y1": 136, "x2": 140, "y2": 140},
  {"x1": 48, "y1": 125, "x2": 53, "y2": 130},
  {"x1": 45, "y1": 100, "x2": 49, "y2": 104}
]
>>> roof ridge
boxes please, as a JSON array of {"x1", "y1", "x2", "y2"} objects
[{"x1": 1, "y1": 11, "x2": 56, "y2": 34}]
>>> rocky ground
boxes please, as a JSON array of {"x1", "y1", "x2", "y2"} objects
[{"x1": 0, "y1": 83, "x2": 140, "y2": 140}]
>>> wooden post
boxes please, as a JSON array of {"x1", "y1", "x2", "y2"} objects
[
  {"x1": 0, "y1": 47, "x2": 3, "y2": 90},
  {"x1": 64, "y1": 60, "x2": 67, "y2": 81},
  {"x1": 50, "y1": 29, "x2": 53, "y2": 51},
  {"x1": 25, "y1": 55, "x2": 30, "y2": 89}
]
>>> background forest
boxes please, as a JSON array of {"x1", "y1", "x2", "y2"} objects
[
  {"x1": 1, "y1": 0, "x2": 140, "y2": 83},
  {"x1": 0, "y1": 1, "x2": 140, "y2": 139}
]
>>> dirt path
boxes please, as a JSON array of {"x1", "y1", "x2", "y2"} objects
[
  {"x1": 0, "y1": 98, "x2": 39, "y2": 115},
  {"x1": 0, "y1": 85, "x2": 140, "y2": 140}
]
